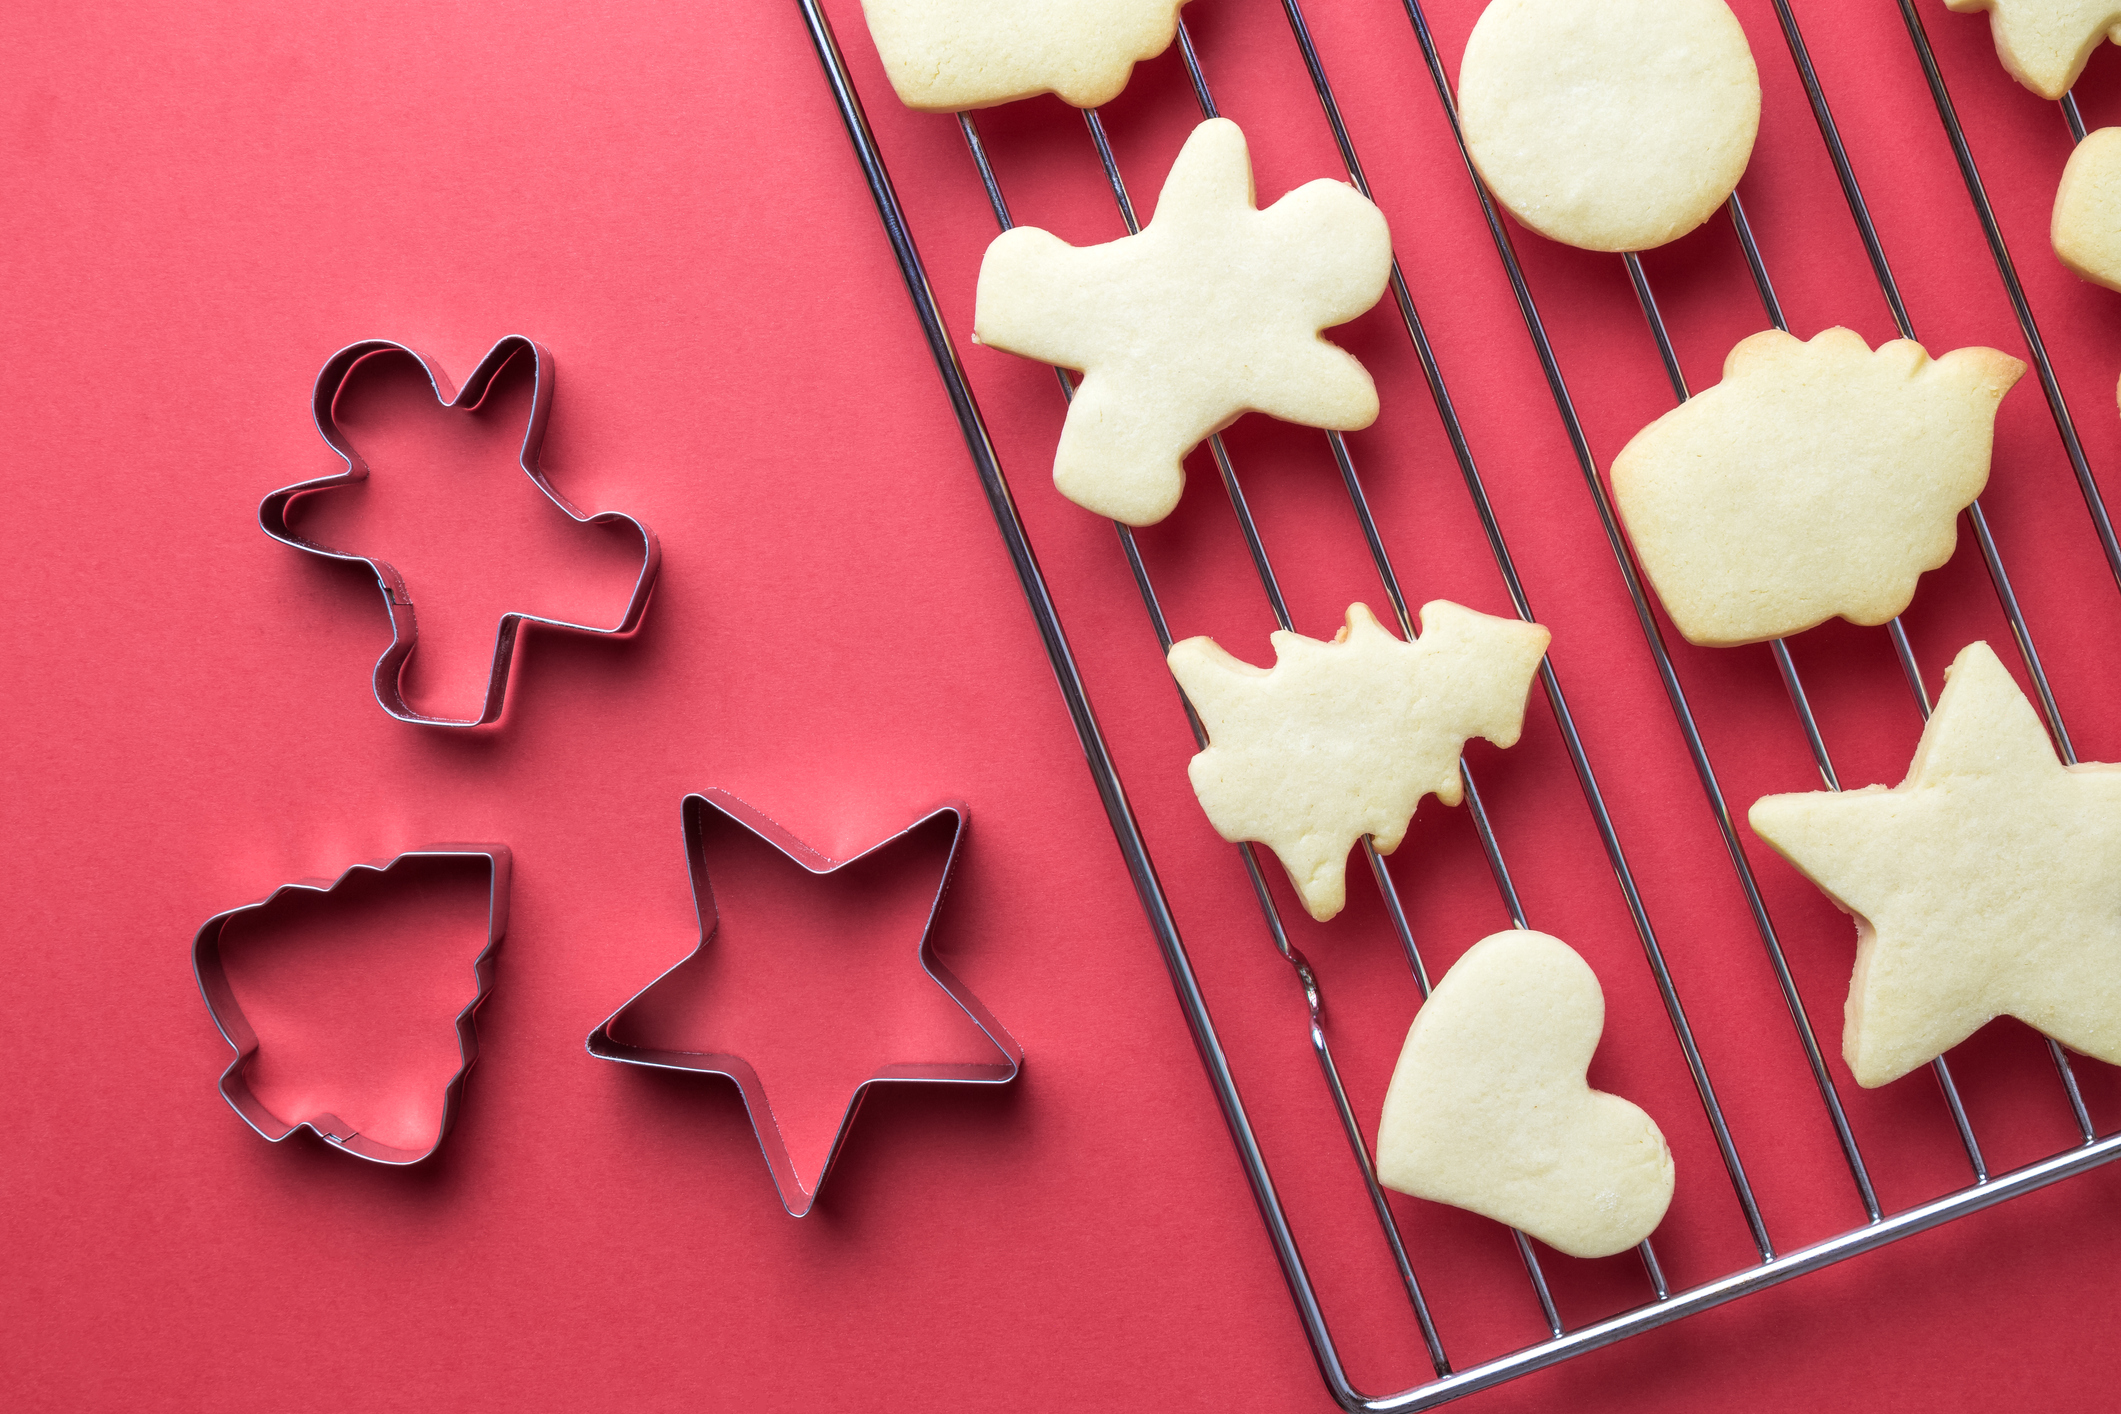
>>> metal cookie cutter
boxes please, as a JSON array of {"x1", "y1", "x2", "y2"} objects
[
  {"x1": 259, "y1": 335, "x2": 661, "y2": 727},
  {"x1": 586, "y1": 791, "x2": 1022, "y2": 1216},
  {"x1": 192, "y1": 844, "x2": 511, "y2": 1165}
]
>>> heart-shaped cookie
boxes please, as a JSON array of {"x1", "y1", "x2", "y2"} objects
[{"x1": 1375, "y1": 930, "x2": 1674, "y2": 1259}]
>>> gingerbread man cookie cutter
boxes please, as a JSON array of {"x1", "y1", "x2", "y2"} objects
[
  {"x1": 192, "y1": 844, "x2": 511, "y2": 1166},
  {"x1": 259, "y1": 335, "x2": 661, "y2": 727},
  {"x1": 586, "y1": 791, "x2": 1022, "y2": 1216}
]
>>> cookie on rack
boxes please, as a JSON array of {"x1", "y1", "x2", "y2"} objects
[
  {"x1": 2053, "y1": 125, "x2": 2121, "y2": 290},
  {"x1": 1611, "y1": 327, "x2": 2025, "y2": 647},
  {"x1": 974, "y1": 117, "x2": 1392, "y2": 526},
  {"x1": 1944, "y1": 0, "x2": 2121, "y2": 101},
  {"x1": 1167, "y1": 600, "x2": 1548, "y2": 923},
  {"x1": 1456, "y1": 0, "x2": 1760, "y2": 252},
  {"x1": 1375, "y1": 929, "x2": 1675, "y2": 1260},
  {"x1": 859, "y1": 0, "x2": 1192, "y2": 112},
  {"x1": 1750, "y1": 641, "x2": 2121, "y2": 1088}
]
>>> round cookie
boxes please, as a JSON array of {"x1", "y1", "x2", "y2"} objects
[
  {"x1": 1458, "y1": 0, "x2": 1761, "y2": 253},
  {"x1": 2053, "y1": 125, "x2": 2121, "y2": 293}
]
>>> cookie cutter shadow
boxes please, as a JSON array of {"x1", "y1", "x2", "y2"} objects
[
  {"x1": 586, "y1": 791, "x2": 1022, "y2": 1216},
  {"x1": 259, "y1": 336, "x2": 661, "y2": 727},
  {"x1": 192, "y1": 845, "x2": 511, "y2": 1165}
]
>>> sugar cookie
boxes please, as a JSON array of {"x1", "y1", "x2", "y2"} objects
[
  {"x1": 1611, "y1": 327, "x2": 2024, "y2": 647},
  {"x1": 2054, "y1": 126, "x2": 2121, "y2": 291},
  {"x1": 1750, "y1": 641, "x2": 2121, "y2": 1088},
  {"x1": 1457, "y1": 0, "x2": 1760, "y2": 253},
  {"x1": 858, "y1": 0, "x2": 1191, "y2": 112},
  {"x1": 1945, "y1": 0, "x2": 2121, "y2": 100},
  {"x1": 974, "y1": 118, "x2": 1391, "y2": 526},
  {"x1": 1167, "y1": 601, "x2": 1548, "y2": 923},
  {"x1": 1376, "y1": 930, "x2": 1675, "y2": 1260}
]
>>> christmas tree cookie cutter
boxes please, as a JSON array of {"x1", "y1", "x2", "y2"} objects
[
  {"x1": 259, "y1": 335, "x2": 661, "y2": 727},
  {"x1": 586, "y1": 791, "x2": 1022, "y2": 1216},
  {"x1": 192, "y1": 844, "x2": 511, "y2": 1165}
]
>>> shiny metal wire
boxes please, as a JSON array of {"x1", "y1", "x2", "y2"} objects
[
  {"x1": 1625, "y1": 233, "x2": 1990, "y2": 1183},
  {"x1": 1765, "y1": 0, "x2": 2099, "y2": 1149},
  {"x1": 1124, "y1": 23, "x2": 1729, "y2": 1321},
  {"x1": 1887, "y1": 0, "x2": 2121, "y2": 595},
  {"x1": 959, "y1": 106, "x2": 1455, "y2": 1376},
  {"x1": 1087, "y1": 85, "x2": 1589, "y2": 1329},
  {"x1": 1271, "y1": 0, "x2": 1776, "y2": 1271},
  {"x1": 794, "y1": 9, "x2": 1368, "y2": 1402},
  {"x1": 1396, "y1": 0, "x2": 1884, "y2": 1223},
  {"x1": 2061, "y1": 89, "x2": 2089, "y2": 144}
]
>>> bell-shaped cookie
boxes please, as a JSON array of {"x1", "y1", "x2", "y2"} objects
[{"x1": 1612, "y1": 327, "x2": 2023, "y2": 647}]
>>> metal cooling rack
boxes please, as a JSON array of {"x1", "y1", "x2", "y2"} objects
[{"x1": 792, "y1": 0, "x2": 2121, "y2": 1407}]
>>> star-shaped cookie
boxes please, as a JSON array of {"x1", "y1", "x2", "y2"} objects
[
  {"x1": 1945, "y1": 0, "x2": 2121, "y2": 100},
  {"x1": 1749, "y1": 641, "x2": 2121, "y2": 1088},
  {"x1": 859, "y1": 0, "x2": 1191, "y2": 111},
  {"x1": 974, "y1": 118, "x2": 1392, "y2": 526},
  {"x1": 1168, "y1": 601, "x2": 1549, "y2": 922}
]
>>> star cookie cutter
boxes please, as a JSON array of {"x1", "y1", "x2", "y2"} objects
[
  {"x1": 259, "y1": 335, "x2": 661, "y2": 727},
  {"x1": 192, "y1": 844, "x2": 511, "y2": 1165},
  {"x1": 586, "y1": 791, "x2": 1022, "y2": 1216}
]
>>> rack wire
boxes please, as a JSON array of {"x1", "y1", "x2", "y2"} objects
[
  {"x1": 793, "y1": 0, "x2": 2121, "y2": 1407},
  {"x1": 1887, "y1": 0, "x2": 2121, "y2": 596}
]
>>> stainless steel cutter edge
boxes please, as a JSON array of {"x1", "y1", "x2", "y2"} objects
[
  {"x1": 585, "y1": 790, "x2": 1022, "y2": 1217},
  {"x1": 259, "y1": 335, "x2": 662, "y2": 728},
  {"x1": 192, "y1": 843, "x2": 512, "y2": 1165}
]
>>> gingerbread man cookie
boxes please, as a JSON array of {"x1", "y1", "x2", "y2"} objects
[
  {"x1": 974, "y1": 118, "x2": 1392, "y2": 526},
  {"x1": 1945, "y1": 0, "x2": 2121, "y2": 100}
]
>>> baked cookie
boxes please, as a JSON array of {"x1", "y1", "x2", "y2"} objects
[
  {"x1": 1457, "y1": 0, "x2": 1760, "y2": 252},
  {"x1": 2054, "y1": 126, "x2": 2121, "y2": 291},
  {"x1": 1167, "y1": 601, "x2": 1548, "y2": 923},
  {"x1": 1945, "y1": 0, "x2": 2121, "y2": 100},
  {"x1": 1376, "y1": 930, "x2": 1675, "y2": 1260},
  {"x1": 858, "y1": 0, "x2": 1191, "y2": 112},
  {"x1": 974, "y1": 118, "x2": 1391, "y2": 526},
  {"x1": 1611, "y1": 327, "x2": 2024, "y2": 647},
  {"x1": 1750, "y1": 641, "x2": 2121, "y2": 1088}
]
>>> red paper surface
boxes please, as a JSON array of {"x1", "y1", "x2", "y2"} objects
[{"x1": 8, "y1": 0, "x2": 2121, "y2": 1409}]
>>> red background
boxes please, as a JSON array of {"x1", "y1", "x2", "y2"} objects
[{"x1": 8, "y1": 0, "x2": 2121, "y2": 1408}]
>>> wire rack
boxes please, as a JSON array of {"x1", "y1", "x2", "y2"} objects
[{"x1": 793, "y1": 0, "x2": 2121, "y2": 1407}]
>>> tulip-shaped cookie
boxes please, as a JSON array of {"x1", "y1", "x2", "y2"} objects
[
  {"x1": 1611, "y1": 327, "x2": 2024, "y2": 647},
  {"x1": 974, "y1": 118, "x2": 1392, "y2": 526},
  {"x1": 859, "y1": 0, "x2": 1191, "y2": 111},
  {"x1": 2053, "y1": 126, "x2": 2121, "y2": 291},
  {"x1": 1750, "y1": 641, "x2": 2121, "y2": 1088},
  {"x1": 1376, "y1": 930, "x2": 1675, "y2": 1260},
  {"x1": 1168, "y1": 601, "x2": 1548, "y2": 922},
  {"x1": 1945, "y1": 0, "x2": 2121, "y2": 99}
]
